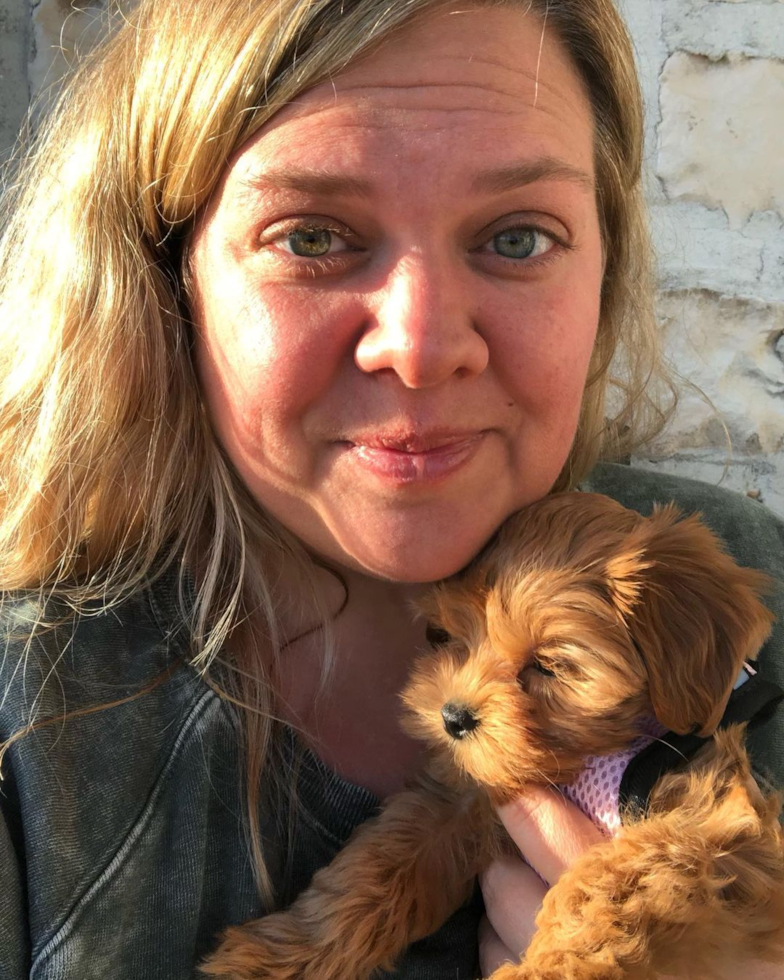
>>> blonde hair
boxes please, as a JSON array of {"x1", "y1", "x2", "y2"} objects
[{"x1": 0, "y1": 0, "x2": 674, "y2": 903}]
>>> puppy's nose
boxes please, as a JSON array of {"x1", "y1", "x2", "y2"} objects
[{"x1": 441, "y1": 703, "x2": 480, "y2": 739}]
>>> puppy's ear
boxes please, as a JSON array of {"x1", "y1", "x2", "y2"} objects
[{"x1": 607, "y1": 504, "x2": 774, "y2": 736}]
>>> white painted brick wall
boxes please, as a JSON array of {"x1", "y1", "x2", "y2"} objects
[
  {"x1": 619, "y1": 0, "x2": 784, "y2": 515},
  {"x1": 0, "y1": 0, "x2": 29, "y2": 153},
  {"x1": 2, "y1": 0, "x2": 784, "y2": 515}
]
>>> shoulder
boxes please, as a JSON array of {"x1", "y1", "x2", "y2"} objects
[
  {"x1": 0, "y1": 567, "x2": 216, "y2": 790},
  {"x1": 0, "y1": 571, "x2": 225, "y2": 949},
  {"x1": 0, "y1": 568, "x2": 198, "y2": 736},
  {"x1": 581, "y1": 462, "x2": 784, "y2": 792}
]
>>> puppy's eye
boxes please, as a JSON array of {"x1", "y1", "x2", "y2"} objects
[
  {"x1": 426, "y1": 624, "x2": 451, "y2": 648},
  {"x1": 517, "y1": 657, "x2": 558, "y2": 687}
]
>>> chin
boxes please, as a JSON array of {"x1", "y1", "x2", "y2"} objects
[
  {"x1": 350, "y1": 557, "x2": 471, "y2": 585},
  {"x1": 309, "y1": 491, "x2": 543, "y2": 584},
  {"x1": 333, "y1": 526, "x2": 501, "y2": 584}
]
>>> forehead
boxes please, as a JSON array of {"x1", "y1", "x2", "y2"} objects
[
  {"x1": 226, "y1": 5, "x2": 595, "y2": 201},
  {"x1": 331, "y1": 5, "x2": 590, "y2": 112}
]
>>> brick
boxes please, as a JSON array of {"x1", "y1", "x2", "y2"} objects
[
  {"x1": 663, "y1": 0, "x2": 784, "y2": 61},
  {"x1": 653, "y1": 290, "x2": 784, "y2": 456},
  {"x1": 657, "y1": 52, "x2": 784, "y2": 228},
  {"x1": 0, "y1": 0, "x2": 29, "y2": 154}
]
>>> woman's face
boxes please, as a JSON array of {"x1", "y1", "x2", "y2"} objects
[{"x1": 190, "y1": 5, "x2": 604, "y2": 583}]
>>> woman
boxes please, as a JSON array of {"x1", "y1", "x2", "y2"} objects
[{"x1": 0, "y1": 0, "x2": 781, "y2": 977}]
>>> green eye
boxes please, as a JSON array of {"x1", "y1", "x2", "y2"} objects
[
  {"x1": 287, "y1": 227, "x2": 333, "y2": 257},
  {"x1": 493, "y1": 228, "x2": 538, "y2": 259}
]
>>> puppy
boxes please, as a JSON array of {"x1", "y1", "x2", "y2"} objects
[{"x1": 202, "y1": 492, "x2": 784, "y2": 980}]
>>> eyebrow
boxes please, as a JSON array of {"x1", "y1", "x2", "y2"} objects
[
  {"x1": 238, "y1": 170, "x2": 373, "y2": 198},
  {"x1": 239, "y1": 157, "x2": 594, "y2": 199},
  {"x1": 471, "y1": 159, "x2": 595, "y2": 194}
]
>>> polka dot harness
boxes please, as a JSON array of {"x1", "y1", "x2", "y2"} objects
[{"x1": 560, "y1": 663, "x2": 757, "y2": 837}]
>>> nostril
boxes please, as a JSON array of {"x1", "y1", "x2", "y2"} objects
[{"x1": 441, "y1": 702, "x2": 480, "y2": 740}]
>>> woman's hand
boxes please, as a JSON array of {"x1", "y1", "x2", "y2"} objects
[
  {"x1": 478, "y1": 785, "x2": 602, "y2": 973},
  {"x1": 478, "y1": 785, "x2": 784, "y2": 979}
]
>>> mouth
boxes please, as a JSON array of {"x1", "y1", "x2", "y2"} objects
[{"x1": 339, "y1": 430, "x2": 487, "y2": 483}]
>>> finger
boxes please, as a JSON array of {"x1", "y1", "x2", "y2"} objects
[
  {"x1": 477, "y1": 914, "x2": 516, "y2": 976},
  {"x1": 497, "y1": 784, "x2": 604, "y2": 886},
  {"x1": 479, "y1": 854, "x2": 547, "y2": 960}
]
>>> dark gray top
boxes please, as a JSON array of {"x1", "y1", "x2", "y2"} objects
[{"x1": 1, "y1": 464, "x2": 782, "y2": 979}]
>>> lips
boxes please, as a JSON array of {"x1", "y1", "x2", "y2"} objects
[{"x1": 340, "y1": 430, "x2": 487, "y2": 483}]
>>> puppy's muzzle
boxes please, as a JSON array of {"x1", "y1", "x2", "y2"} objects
[{"x1": 441, "y1": 703, "x2": 480, "y2": 739}]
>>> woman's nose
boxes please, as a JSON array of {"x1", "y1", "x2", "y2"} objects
[{"x1": 354, "y1": 255, "x2": 489, "y2": 388}]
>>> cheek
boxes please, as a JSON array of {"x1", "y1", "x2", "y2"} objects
[
  {"x1": 196, "y1": 279, "x2": 356, "y2": 442},
  {"x1": 491, "y1": 271, "x2": 601, "y2": 421}
]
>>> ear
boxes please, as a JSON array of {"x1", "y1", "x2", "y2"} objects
[{"x1": 607, "y1": 504, "x2": 774, "y2": 736}]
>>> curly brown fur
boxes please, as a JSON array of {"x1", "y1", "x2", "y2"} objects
[
  {"x1": 201, "y1": 775, "x2": 509, "y2": 980},
  {"x1": 492, "y1": 728, "x2": 784, "y2": 980},
  {"x1": 201, "y1": 493, "x2": 784, "y2": 980}
]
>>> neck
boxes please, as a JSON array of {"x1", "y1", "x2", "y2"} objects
[{"x1": 274, "y1": 560, "x2": 434, "y2": 798}]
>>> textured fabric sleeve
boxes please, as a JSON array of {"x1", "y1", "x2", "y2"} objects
[
  {"x1": 0, "y1": 603, "x2": 32, "y2": 980},
  {"x1": 0, "y1": 771, "x2": 31, "y2": 979}
]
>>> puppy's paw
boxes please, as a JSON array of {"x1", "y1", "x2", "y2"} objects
[{"x1": 199, "y1": 915, "x2": 319, "y2": 980}]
